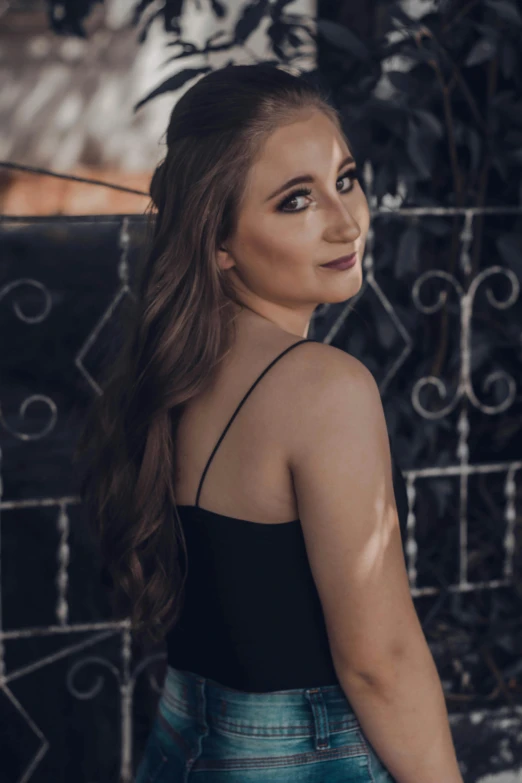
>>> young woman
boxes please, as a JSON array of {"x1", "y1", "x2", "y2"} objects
[{"x1": 77, "y1": 63, "x2": 463, "y2": 783}]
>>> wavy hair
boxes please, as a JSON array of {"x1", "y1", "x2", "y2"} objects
[{"x1": 74, "y1": 63, "x2": 343, "y2": 649}]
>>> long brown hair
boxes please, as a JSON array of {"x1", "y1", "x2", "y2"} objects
[{"x1": 74, "y1": 63, "x2": 343, "y2": 649}]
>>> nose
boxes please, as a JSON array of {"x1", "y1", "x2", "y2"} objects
[{"x1": 326, "y1": 201, "x2": 361, "y2": 243}]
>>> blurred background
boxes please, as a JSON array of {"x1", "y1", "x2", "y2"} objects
[{"x1": 1, "y1": 0, "x2": 522, "y2": 781}]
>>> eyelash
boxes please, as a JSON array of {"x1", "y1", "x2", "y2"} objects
[{"x1": 276, "y1": 167, "x2": 362, "y2": 213}]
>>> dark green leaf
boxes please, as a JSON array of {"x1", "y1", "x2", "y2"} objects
[
  {"x1": 138, "y1": 8, "x2": 169, "y2": 44},
  {"x1": 389, "y1": 5, "x2": 417, "y2": 28},
  {"x1": 209, "y1": 0, "x2": 227, "y2": 18},
  {"x1": 288, "y1": 32, "x2": 302, "y2": 48},
  {"x1": 316, "y1": 20, "x2": 371, "y2": 60},
  {"x1": 132, "y1": 0, "x2": 156, "y2": 26},
  {"x1": 134, "y1": 67, "x2": 213, "y2": 112},
  {"x1": 470, "y1": 21, "x2": 500, "y2": 42},
  {"x1": 133, "y1": 0, "x2": 184, "y2": 32},
  {"x1": 412, "y1": 109, "x2": 444, "y2": 139},
  {"x1": 387, "y1": 70, "x2": 416, "y2": 92},
  {"x1": 465, "y1": 38, "x2": 496, "y2": 67},
  {"x1": 163, "y1": 43, "x2": 203, "y2": 66},
  {"x1": 406, "y1": 45, "x2": 439, "y2": 64},
  {"x1": 234, "y1": 0, "x2": 270, "y2": 45},
  {"x1": 267, "y1": 20, "x2": 286, "y2": 52},
  {"x1": 484, "y1": 0, "x2": 522, "y2": 25}
]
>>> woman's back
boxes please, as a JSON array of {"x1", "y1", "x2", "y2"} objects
[
  {"x1": 167, "y1": 317, "x2": 409, "y2": 692},
  {"x1": 174, "y1": 315, "x2": 408, "y2": 525},
  {"x1": 168, "y1": 322, "x2": 340, "y2": 691},
  {"x1": 173, "y1": 319, "x2": 311, "y2": 525}
]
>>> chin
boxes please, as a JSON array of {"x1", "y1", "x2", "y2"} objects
[{"x1": 324, "y1": 272, "x2": 363, "y2": 303}]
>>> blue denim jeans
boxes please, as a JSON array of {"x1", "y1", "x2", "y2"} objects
[{"x1": 135, "y1": 666, "x2": 396, "y2": 782}]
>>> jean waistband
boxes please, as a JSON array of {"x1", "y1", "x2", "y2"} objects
[{"x1": 158, "y1": 666, "x2": 359, "y2": 736}]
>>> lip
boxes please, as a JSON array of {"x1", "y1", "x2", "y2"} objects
[{"x1": 320, "y1": 252, "x2": 357, "y2": 270}]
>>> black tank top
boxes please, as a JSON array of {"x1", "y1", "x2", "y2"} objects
[{"x1": 165, "y1": 339, "x2": 409, "y2": 692}]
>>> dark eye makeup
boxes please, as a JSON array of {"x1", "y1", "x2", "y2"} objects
[{"x1": 276, "y1": 167, "x2": 362, "y2": 213}]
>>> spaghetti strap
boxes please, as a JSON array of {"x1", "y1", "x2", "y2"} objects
[{"x1": 195, "y1": 338, "x2": 311, "y2": 508}]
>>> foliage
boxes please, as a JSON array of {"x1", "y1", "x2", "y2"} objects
[
  {"x1": 45, "y1": 0, "x2": 522, "y2": 210},
  {"x1": 46, "y1": 0, "x2": 103, "y2": 37}
]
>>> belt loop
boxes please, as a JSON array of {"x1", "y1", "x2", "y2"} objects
[
  {"x1": 304, "y1": 688, "x2": 330, "y2": 750},
  {"x1": 195, "y1": 677, "x2": 208, "y2": 735}
]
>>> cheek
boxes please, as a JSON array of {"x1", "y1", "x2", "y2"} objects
[
  {"x1": 253, "y1": 224, "x2": 309, "y2": 260},
  {"x1": 237, "y1": 229, "x2": 300, "y2": 273}
]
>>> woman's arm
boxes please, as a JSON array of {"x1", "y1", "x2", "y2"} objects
[{"x1": 285, "y1": 343, "x2": 463, "y2": 783}]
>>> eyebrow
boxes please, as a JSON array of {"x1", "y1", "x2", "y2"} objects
[{"x1": 264, "y1": 154, "x2": 355, "y2": 202}]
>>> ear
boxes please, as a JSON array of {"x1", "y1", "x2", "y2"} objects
[{"x1": 216, "y1": 245, "x2": 235, "y2": 271}]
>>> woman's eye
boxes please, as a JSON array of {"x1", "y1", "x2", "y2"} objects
[
  {"x1": 276, "y1": 168, "x2": 360, "y2": 213},
  {"x1": 277, "y1": 187, "x2": 312, "y2": 213}
]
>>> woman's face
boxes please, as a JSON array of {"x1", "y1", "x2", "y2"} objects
[{"x1": 218, "y1": 109, "x2": 370, "y2": 338}]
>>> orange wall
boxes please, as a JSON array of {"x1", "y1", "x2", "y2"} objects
[{"x1": 1, "y1": 166, "x2": 152, "y2": 216}]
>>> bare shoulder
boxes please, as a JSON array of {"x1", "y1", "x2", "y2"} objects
[
  {"x1": 276, "y1": 340, "x2": 379, "y2": 431},
  {"x1": 277, "y1": 339, "x2": 372, "y2": 382},
  {"x1": 283, "y1": 338, "x2": 373, "y2": 381},
  {"x1": 280, "y1": 339, "x2": 386, "y2": 494}
]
